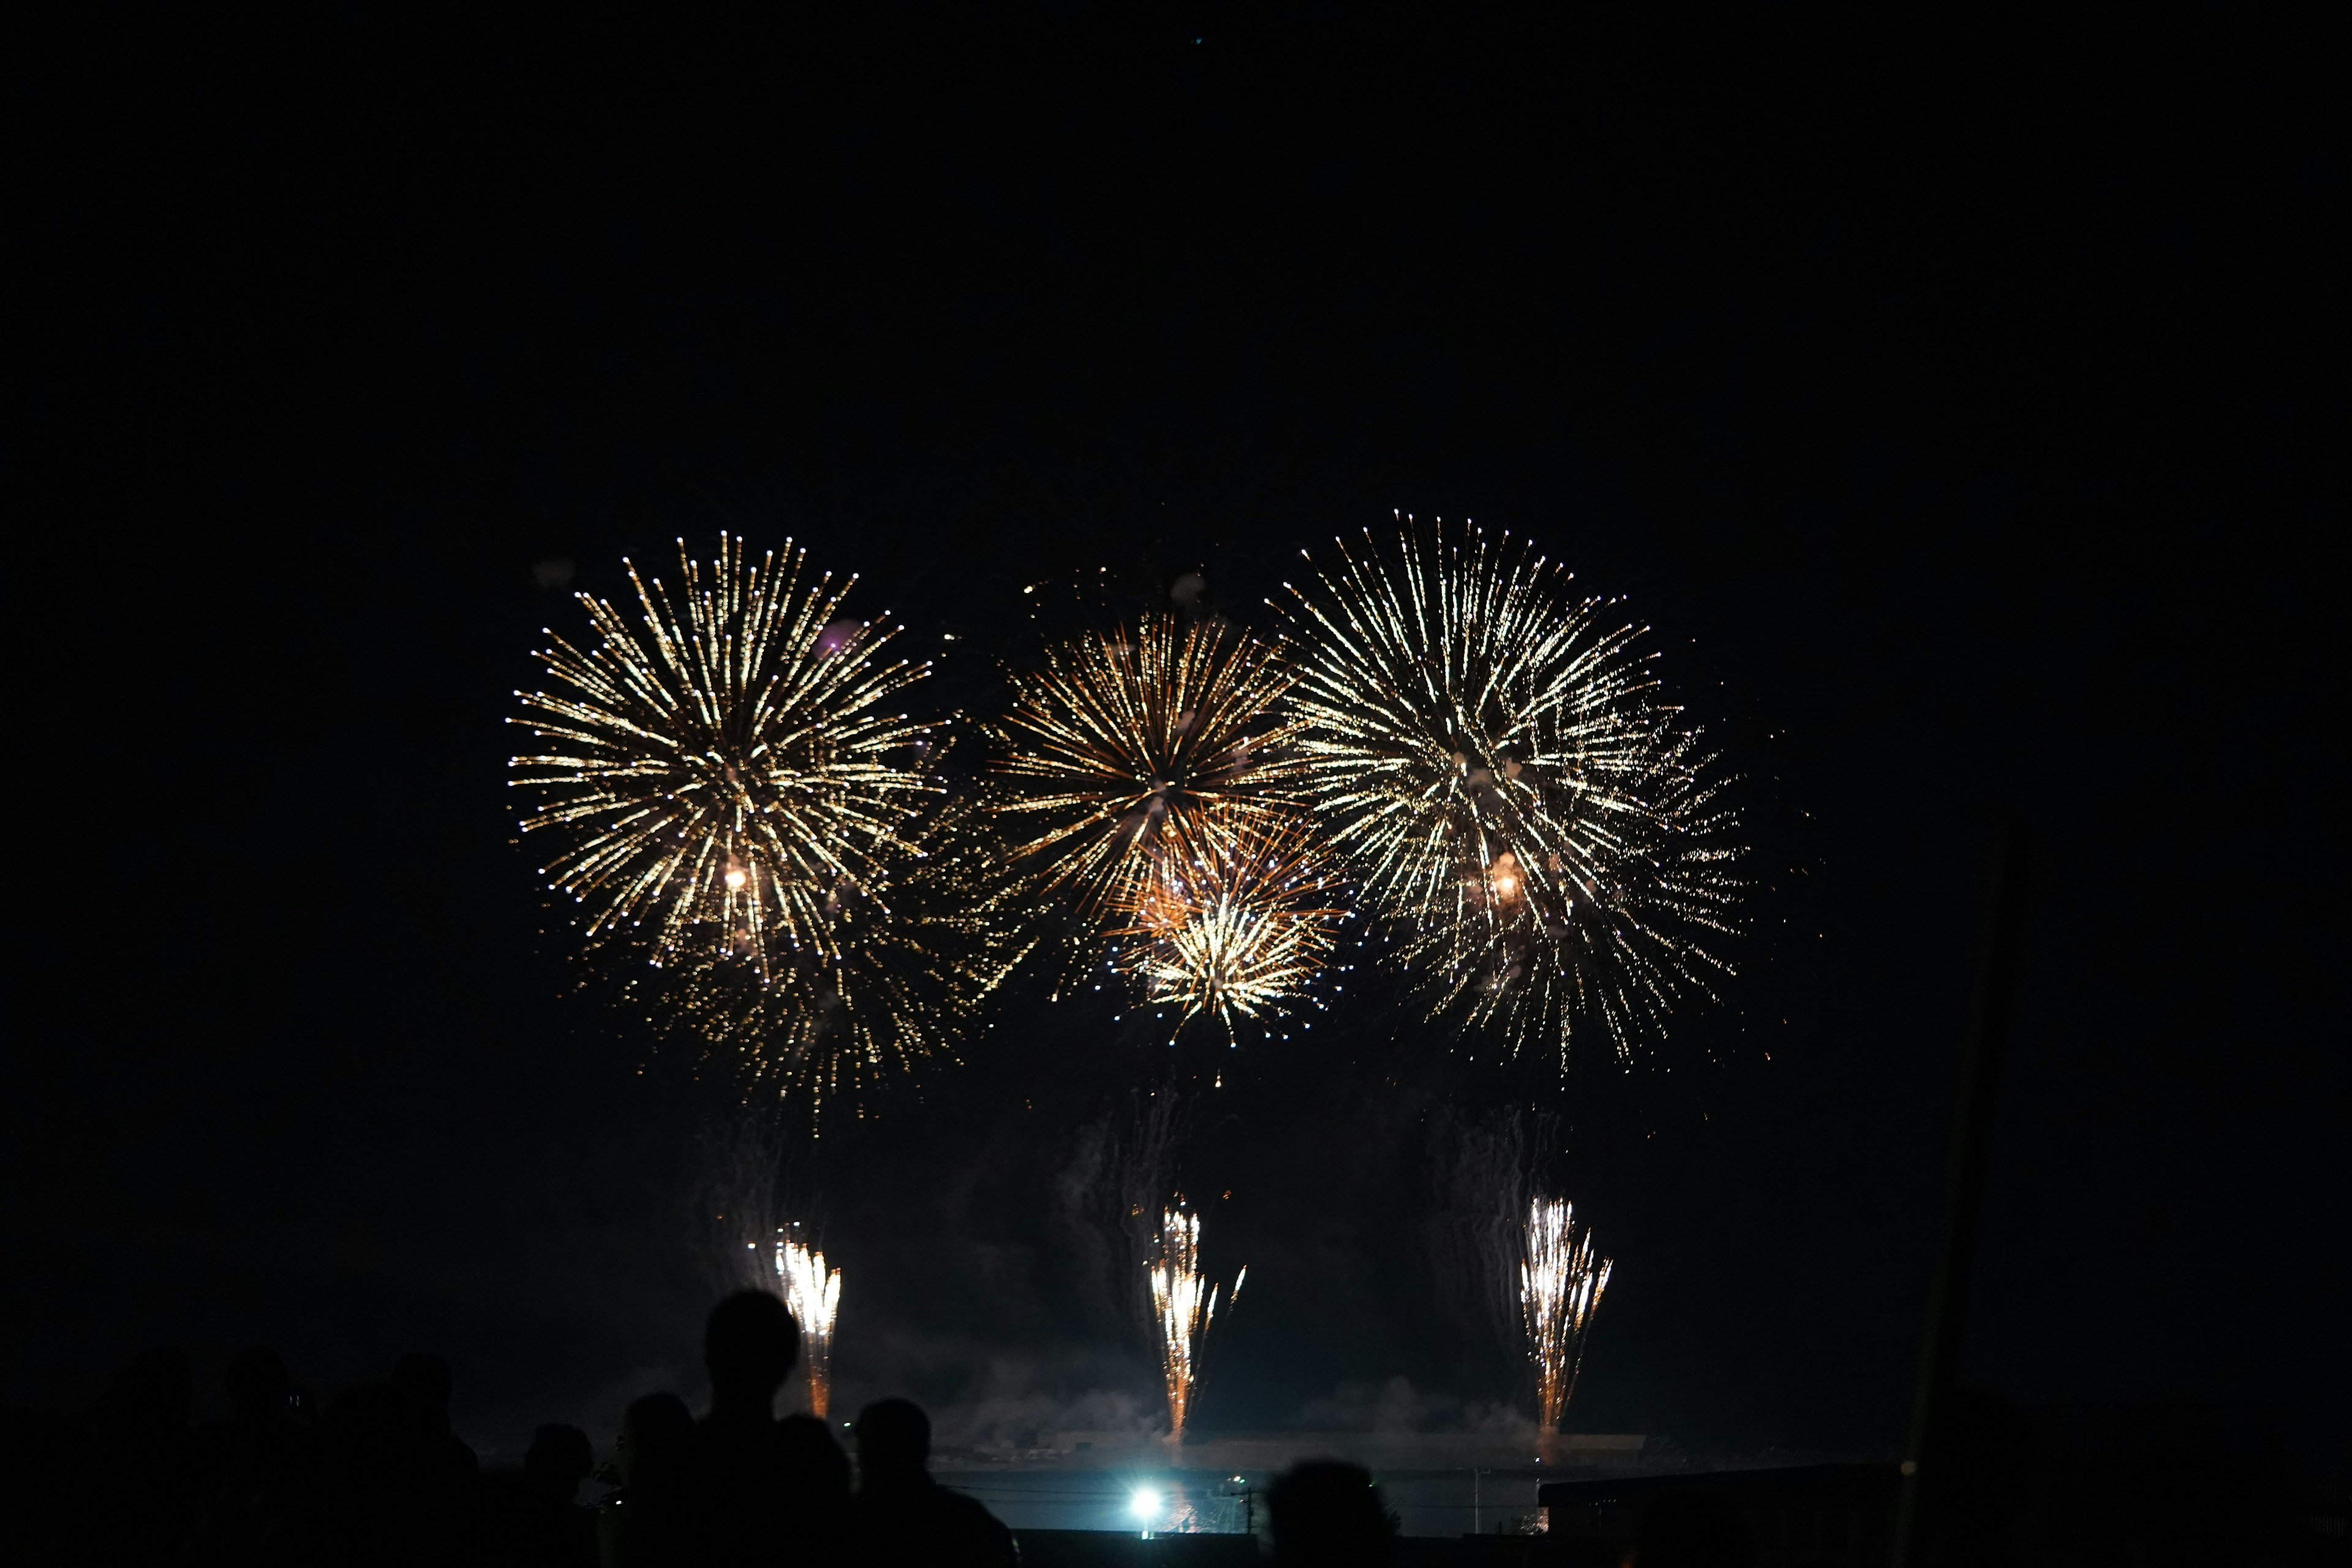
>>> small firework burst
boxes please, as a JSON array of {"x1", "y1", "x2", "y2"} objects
[
  {"x1": 1276, "y1": 520, "x2": 1743, "y2": 1066},
  {"x1": 990, "y1": 614, "x2": 1303, "y2": 938},
  {"x1": 1111, "y1": 814, "x2": 1346, "y2": 1038},
  {"x1": 775, "y1": 1233, "x2": 843, "y2": 1419},
  {"x1": 1146, "y1": 1202, "x2": 1244, "y2": 1441},
  {"x1": 1522, "y1": 1196, "x2": 1610, "y2": 1431},
  {"x1": 510, "y1": 534, "x2": 935, "y2": 984},
  {"x1": 648, "y1": 793, "x2": 1030, "y2": 1112}
]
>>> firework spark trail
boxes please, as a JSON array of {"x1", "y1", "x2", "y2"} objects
[
  {"x1": 1111, "y1": 815, "x2": 1347, "y2": 1038},
  {"x1": 775, "y1": 1236, "x2": 843, "y2": 1419},
  {"x1": 1275, "y1": 519, "x2": 1744, "y2": 1066},
  {"x1": 510, "y1": 535, "x2": 936, "y2": 985},
  {"x1": 1147, "y1": 1204, "x2": 1245, "y2": 1440},
  {"x1": 648, "y1": 792, "x2": 1031, "y2": 1110},
  {"x1": 990, "y1": 614, "x2": 1304, "y2": 945},
  {"x1": 1522, "y1": 1197, "x2": 1611, "y2": 1431}
]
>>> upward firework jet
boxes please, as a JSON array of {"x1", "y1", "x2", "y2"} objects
[
  {"x1": 511, "y1": 535, "x2": 936, "y2": 986},
  {"x1": 1522, "y1": 1197, "x2": 1611, "y2": 1431},
  {"x1": 990, "y1": 614, "x2": 1303, "y2": 944},
  {"x1": 1146, "y1": 1203, "x2": 1244, "y2": 1441},
  {"x1": 775, "y1": 1234, "x2": 842, "y2": 1419},
  {"x1": 1112, "y1": 815, "x2": 1347, "y2": 1039},
  {"x1": 1277, "y1": 519, "x2": 1744, "y2": 1066}
]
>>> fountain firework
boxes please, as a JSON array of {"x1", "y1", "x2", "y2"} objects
[
  {"x1": 1146, "y1": 1202, "x2": 1245, "y2": 1441},
  {"x1": 775, "y1": 1232, "x2": 843, "y2": 1419},
  {"x1": 1521, "y1": 1196, "x2": 1611, "y2": 1430}
]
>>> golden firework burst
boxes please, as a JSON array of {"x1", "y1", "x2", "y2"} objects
[
  {"x1": 650, "y1": 793, "x2": 1030, "y2": 1111},
  {"x1": 1111, "y1": 815, "x2": 1346, "y2": 1038},
  {"x1": 1276, "y1": 520, "x2": 1743, "y2": 1065},
  {"x1": 511, "y1": 534, "x2": 936, "y2": 982},
  {"x1": 990, "y1": 614, "x2": 1303, "y2": 933}
]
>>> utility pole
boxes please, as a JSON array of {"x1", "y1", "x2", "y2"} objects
[{"x1": 1893, "y1": 823, "x2": 2030, "y2": 1568}]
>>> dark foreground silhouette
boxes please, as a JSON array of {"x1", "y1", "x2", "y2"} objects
[{"x1": 4, "y1": 1313, "x2": 2340, "y2": 1565}]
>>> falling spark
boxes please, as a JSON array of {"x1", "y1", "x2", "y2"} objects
[
  {"x1": 1112, "y1": 815, "x2": 1346, "y2": 1038},
  {"x1": 1276, "y1": 520, "x2": 1744, "y2": 1067},
  {"x1": 775, "y1": 1235, "x2": 843, "y2": 1419},
  {"x1": 990, "y1": 614, "x2": 1303, "y2": 944},
  {"x1": 1147, "y1": 1203, "x2": 1244, "y2": 1441},
  {"x1": 510, "y1": 534, "x2": 935, "y2": 985},
  {"x1": 1521, "y1": 1197, "x2": 1611, "y2": 1431}
]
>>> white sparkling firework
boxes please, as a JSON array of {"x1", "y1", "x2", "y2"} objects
[
  {"x1": 1111, "y1": 815, "x2": 1346, "y2": 1039},
  {"x1": 1147, "y1": 1203, "x2": 1245, "y2": 1440},
  {"x1": 511, "y1": 534, "x2": 935, "y2": 983},
  {"x1": 1522, "y1": 1196, "x2": 1611, "y2": 1431},
  {"x1": 1276, "y1": 519, "x2": 1744, "y2": 1066},
  {"x1": 775, "y1": 1235, "x2": 843, "y2": 1419}
]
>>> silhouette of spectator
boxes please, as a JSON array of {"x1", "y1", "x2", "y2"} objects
[
  {"x1": 1631, "y1": 1492, "x2": 1754, "y2": 1568},
  {"x1": 851, "y1": 1397, "x2": 1018, "y2": 1566},
  {"x1": 472, "y1": 1422, "x2": 598, "y2": 1567},
  {"x1": 685, "y1": 1290, "x2": 850, "y2": 1564},
  {"x1": 602, "y1": 1391, "x2": 695, "y2": 1567},
  {"x1": 1267, "y1": 1460, "x2": 1396, "y2": 1566},
  {"x1": 187, "y1": 1344, "x2": 319, "y2": 1562},
  {"x1": 267, "y1": 1380, "x2": 437, "y2": 1566},
  {"x1": 86, "y1": 1344, "x2": 205, "y2": 1561},
  {"x1": 392, "y1": 1351, "x2": 480, "y2": 1484}
]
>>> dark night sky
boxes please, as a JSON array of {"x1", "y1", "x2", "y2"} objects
[{"x1": 7, "y1": 16, "x2": 2342, "y2": 1464}]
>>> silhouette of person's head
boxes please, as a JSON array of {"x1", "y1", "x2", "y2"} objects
[
  {"x1": 225, "y1": 1346, "x2": 291, "y2": 1425},
  {"x1": 703, "y1": 1291, "x2": 801, "y2": 1417},
  {"x1": 325, "y1": 1382, "x2": 412, "y2": 1479},
  {"x1": 1267, "y1": 1460, "x2": 1394, "y2": 1564},
  {"x1": 1634, "y1": 1493, "x2": 1754, "y2": 1568},
  {"x1": 390, "y1": 1354, "x2": 453, "y2": 1430},
  {"x1": 620, "y1": 1392, "x2": 693, "y2": 1487},
  {"x1": 854, "y1": 1398, "x2": 930, "y2": 1487},
  {"x1": 102, "y1": 1345, "x2": 193, "y2": 1436},
  {"x1": 525, "y1": 1423, "x2": 594, "y2": 1504}
]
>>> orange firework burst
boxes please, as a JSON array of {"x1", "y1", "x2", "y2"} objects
[{"x1": 990, "y1": 614, "x2": 1303, "y2": 936}]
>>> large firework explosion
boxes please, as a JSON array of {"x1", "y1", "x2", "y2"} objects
[
  {"x1": 1110, "y1": 813, "x2": 1348, "y2": 1039},
  {"x1": 989, "y1": 613, "x2": 1305, "y2": 941},
  {"x1": 510, "y1": 534, "x2": 937, "y2": 984},
  {"x1": 1146, "y1": 1201, "x2": 1245, "y2": 1441},
  {"x1": 644, "y1": 792, "x2": 1030, "y2": 1111},
  {"x1": 1277, "y1": 520, "x2": 1744, "y2": 1066},
  {"x1": 1523, "y1": 1196, "x2": 1611, "y2": 1431}
]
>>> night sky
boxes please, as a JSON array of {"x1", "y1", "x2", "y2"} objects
[{"x1": 9, "y1": 17, "x2": 2341, "y2": 1467}]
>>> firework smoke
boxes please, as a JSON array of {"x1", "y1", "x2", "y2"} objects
[{"x1": 1276, "y1": 519, "x2": 1744, "y2": 1067}]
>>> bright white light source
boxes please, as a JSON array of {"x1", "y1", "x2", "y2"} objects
[{"x1": 1129, "y1": 1486, "x2": 1163, "y2": 1523}]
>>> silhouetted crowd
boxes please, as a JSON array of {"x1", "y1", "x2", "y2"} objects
[{"x1": 0, "y1": 1290, "x2": 1421, "y2": 1566}]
